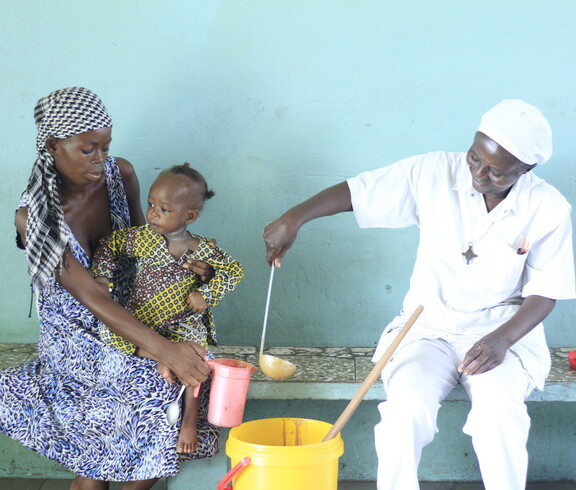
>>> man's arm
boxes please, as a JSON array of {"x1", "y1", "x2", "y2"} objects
[
  {"x1": 264, "y1": 181, "x2": 352, "y2": 266},
  {"x1": 459, "y1": 295, "x2": 556, "y2": 375}
]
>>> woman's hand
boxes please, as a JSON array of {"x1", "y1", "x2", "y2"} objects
[
  {"x1": 159, "y1": 341, "x2": 211, "y2": 387},
  {"x1": 182, "y1": 239, "x2": 217, "y2": 283}
]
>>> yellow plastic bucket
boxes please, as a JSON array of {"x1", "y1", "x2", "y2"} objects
[{"x1": 218, "y1": 418, "x2": 344, "y2": 490}]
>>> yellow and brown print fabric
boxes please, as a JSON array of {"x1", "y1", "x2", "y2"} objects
[{"x1": 90, "y1": 225, "x2": 244, "y2": 354}]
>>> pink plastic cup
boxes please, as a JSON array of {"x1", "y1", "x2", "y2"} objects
[{"x1": 207, "y1": 359, "x2": 257, "y2": 427}]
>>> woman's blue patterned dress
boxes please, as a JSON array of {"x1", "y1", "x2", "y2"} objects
[{"x1": 0, "y1": 158, "x2": 218, "y2": 480}]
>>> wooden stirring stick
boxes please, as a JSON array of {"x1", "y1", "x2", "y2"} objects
[{"x1": 322, "y1": 305, "x2": 424, "y2": 442}]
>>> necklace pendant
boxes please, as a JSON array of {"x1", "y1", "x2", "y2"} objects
[{"x1": 462, "y1": 243, "x2": 477, "y2": 265}]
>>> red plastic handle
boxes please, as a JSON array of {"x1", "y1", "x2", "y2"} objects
[{"x1": 216, "y1": 456, "x2": 251, "y2": 490}]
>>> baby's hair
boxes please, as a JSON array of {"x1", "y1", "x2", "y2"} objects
[{"x1": 158, "y1": 163, "x2": 215, "y2": 208}]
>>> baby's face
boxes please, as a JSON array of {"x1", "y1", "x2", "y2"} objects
[{"x1": 146, "y1": 176, "x2": 198, "y2": 235}]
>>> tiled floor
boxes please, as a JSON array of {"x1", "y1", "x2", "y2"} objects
[{"x1": 1, "y1": 480, "x2": 575, "y2": 489}]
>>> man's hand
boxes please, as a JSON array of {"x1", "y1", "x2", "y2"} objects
[
  {"x1": 459, "y1": 295, "x2": 556, "y2": 376},
  {"x1": 458, "y1": 332, "x2": 509, "y2": 375}
]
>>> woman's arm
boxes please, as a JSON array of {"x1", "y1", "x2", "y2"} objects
[
  {"x1": 182, "y1": 239, "x2": 218, "y2": 283},
  {"x1": 58, "y1": 254, "x2": 211, "y2": 385},
  {"x1": 458, "y1": 295, "x2": 556, "y2": 375},
  {"x1": 16, "y1": 188, "x2": 209, "y2": 386},
  {"x1": 263, "y1": 181, "x2": 352, "y2": 266},
  {"x1": 65, "y1": 259, "x2": 209, "y2": 385},
  {"x1": 15, "y1": 207, "x2": 28, "y2": 247},
  {"x1": 116, "y1": 157, "x2": 146, "y2": 227}
]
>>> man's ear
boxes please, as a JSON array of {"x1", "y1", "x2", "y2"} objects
[
  {"x1": 45, "y1": 137, "x2": 59, "y2": 155},
  {"x1": 186, "y1": 209, "x2": 200, "y2": 225}
]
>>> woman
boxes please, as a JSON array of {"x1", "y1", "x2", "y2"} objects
[{"x1": 1, "y1": 87, "x2": 213, "y2": 489}]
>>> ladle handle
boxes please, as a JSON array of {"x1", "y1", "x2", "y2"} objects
[
  {"x1": 259, "y1": 265, "x2": 275, "y2": 357},
  {"x1": 322, "y1": 305, "x2": 424, "y2": 442}
]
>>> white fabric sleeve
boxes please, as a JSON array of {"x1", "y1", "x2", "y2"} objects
[
  {"x1": 347, "y1": 155, "x2": 423, "y2": 229},
  {"x1": 522, "y1": 206, "x2": 576, "y2": 300}
]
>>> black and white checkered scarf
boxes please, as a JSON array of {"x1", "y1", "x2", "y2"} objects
[{"x1": 25, "y1": 87, "x2": 112, "y2": 289}]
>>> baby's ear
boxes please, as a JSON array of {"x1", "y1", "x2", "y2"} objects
[{"x1": 186, "y1": 209, "x2": 200, "y2": 225}]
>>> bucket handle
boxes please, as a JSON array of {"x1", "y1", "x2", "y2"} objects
[{"x1": 216, "y1": 456, "x2": 251, "y2": 490}]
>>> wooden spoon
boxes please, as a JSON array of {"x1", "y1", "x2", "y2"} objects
[{"x1": 323, "y1": 305, "x2": 424, "y2": 441}]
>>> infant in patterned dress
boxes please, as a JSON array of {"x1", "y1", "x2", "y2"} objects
[{"x1": 91, "y1": 163, "x2": 244, "y2": 455}]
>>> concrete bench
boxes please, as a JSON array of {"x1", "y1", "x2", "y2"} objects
[
  {"x1": 214, "y1": 345, "x2": 576, "y2": 402},
  {"x1": 2, "y1": 343, "x2": 574, "y2": 401},
  {"x1": 0, "y1": 343, "x2": 575, "y2": 487}
]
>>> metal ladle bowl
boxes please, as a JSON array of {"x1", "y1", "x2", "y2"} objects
[
  {"x1": 259, "y1": 353, "x2": 296, "y2": 379},
  {"x1": 258, "y1": 266, "x2": 296, "y2": 380}
]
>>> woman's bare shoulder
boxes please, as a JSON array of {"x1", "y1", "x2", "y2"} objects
[
  {"x1": 113, "y1": 156, "x2": 145, "y2": 226},
  {"x1": 15, "y1": 206, "x2": 28, "y2": 246},
  {"x1": 114, "y1": 157, "x2": 137, "y2": 181}
]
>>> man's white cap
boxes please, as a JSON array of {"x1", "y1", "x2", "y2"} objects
[{"x1": 477, "y1": 99, "x2": 553, "y2": 165}]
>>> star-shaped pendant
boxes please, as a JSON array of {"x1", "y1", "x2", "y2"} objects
[{"x1": 462, "y1": 244, "x2": 477, "y2": 265}]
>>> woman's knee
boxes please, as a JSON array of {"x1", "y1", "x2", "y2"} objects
[
  {"x1": 120, "y1": 478, "x2": 160, "y2": 490},
  {"x1": 70, "y1": 476, "x2": 109, "y2": 490}
]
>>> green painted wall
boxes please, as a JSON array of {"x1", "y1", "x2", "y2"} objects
[
  {"x1": 1, "y1": 3, "x2": 576, "y2": 483},
  {"x1": 1, "y1": 0, "x2": 574, "y2": 352}
]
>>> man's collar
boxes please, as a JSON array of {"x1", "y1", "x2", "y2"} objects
[{"x1": 453, "y1": 153, "x2": 543, "y2": 215}]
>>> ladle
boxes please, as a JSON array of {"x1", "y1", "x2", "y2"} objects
[
  {"x1": 259, "y1": 265, "x2": 296, "y2": 379},
  {"x1": 165, "y1": 385, "x2": 186, "y2": 425}
]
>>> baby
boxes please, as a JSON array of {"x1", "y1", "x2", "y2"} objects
[{"x1": 91, "y1": 163, "x2": 244, "y2": 455}]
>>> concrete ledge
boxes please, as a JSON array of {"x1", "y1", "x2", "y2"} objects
[
  {"x1": 210, "y1": 345, "x2": 576, "y2": 402},
  {"x1": 1, "y1": 343, "x2": 575, "y2": 402}
]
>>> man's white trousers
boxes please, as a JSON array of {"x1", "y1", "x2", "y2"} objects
[{"x1": 374, "y1": 337, "x2": 534, "y2": 490}]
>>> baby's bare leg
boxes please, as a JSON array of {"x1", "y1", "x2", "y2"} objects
[{"x1": 177, "y1": 384, "x2": 201, "y2": 454}]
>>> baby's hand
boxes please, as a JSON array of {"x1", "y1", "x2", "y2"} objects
[
  {"x1": 94, "y1": 277, "x2": 111, "y2": 295},
  {"x1": 156, "y1": 360, "x2": 177, "y2": 384},
  {"x1": 134, "y1": 347, "x2": 176, "y2": 382},
  {"x1": 186, "y1": 291, "x2": 208, "y2": 313}
]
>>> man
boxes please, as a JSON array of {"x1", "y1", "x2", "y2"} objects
[{"x1": 263, "y1": 99, "x2": 575, "y2": 489}]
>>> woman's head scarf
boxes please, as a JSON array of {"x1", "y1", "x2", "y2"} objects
[{"x1": 25, "y1": 87, "x2": 112, "y2": 289}]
